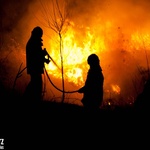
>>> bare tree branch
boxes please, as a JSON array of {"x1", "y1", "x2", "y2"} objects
[
  {"x1": 39, "y1": 0, "x2": 69, "y2": 103},
  {"x1": 12, "y1": 63, "x2": 26, "y2": 91}
]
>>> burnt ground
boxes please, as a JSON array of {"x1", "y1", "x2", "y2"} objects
[
  {"x1": 1, "y1": 93, "x2": 149, "y2": 125},
  {"x1": 1, "y1": 94, "x2": 149, "y2": 149}
]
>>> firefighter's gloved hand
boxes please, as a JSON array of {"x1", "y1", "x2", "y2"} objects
[{"x1": 45, "y1": 58, "x2": 50, "y2": 64}]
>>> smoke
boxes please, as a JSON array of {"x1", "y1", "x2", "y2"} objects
[
  {"x1": 1, "y1": 0, "x2": 150, "y2": 106},
  {"x1": 66, "y1": 0, "x2": 150, "y2": 28}
]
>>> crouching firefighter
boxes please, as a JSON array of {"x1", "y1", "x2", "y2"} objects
[{"x1": 23, "y1": 26, "x2": 50, "y2": 103}]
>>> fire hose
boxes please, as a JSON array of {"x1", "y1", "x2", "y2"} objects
[
  {"x1": 19, "y1": 49, "x2": 79, "y2": 93},
  {"x1": 44, "y1": 67, "x2": 79, "y2": 93},
  {"x1": 20, "y1": 66, "x2": 78, "y2": 93},
  {"x1": 43, "y1": 48, "x2": 79, "y2": 93}
]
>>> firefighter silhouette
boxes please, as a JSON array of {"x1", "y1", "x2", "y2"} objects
[
  {"x1": 23, "y1": 26, "x2": 50, "y2": 102},
  {"x1": 78, "y1": 54, "x2": 104, "y2": 110}
]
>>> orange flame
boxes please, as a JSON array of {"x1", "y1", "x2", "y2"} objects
[
  {"x1": 44, "y1": 20, "x2": 150, "y2": 88},
  {"x1": 45, "y1": 22, "x2": 106, "y2": 86}
]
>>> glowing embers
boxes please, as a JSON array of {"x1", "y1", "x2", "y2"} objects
[{"x1": 111, "y1": 84, "x2": 121, "y2": 94}]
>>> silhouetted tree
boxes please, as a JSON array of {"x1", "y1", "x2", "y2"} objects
[{"x1": 39, "y1": 0, "x2": 69, "y2": 103}]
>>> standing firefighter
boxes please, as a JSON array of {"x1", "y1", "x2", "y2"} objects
[
  {"x1": 24, "y1": 26, "x2": 50, "y2": 102},
  {"x1": 78, "y1": 54, "x2": 104, "y2": 111}
]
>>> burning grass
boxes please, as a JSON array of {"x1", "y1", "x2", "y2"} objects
[{"x1": 1, "y1": 0, "x2": 150, "y2": 111}]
